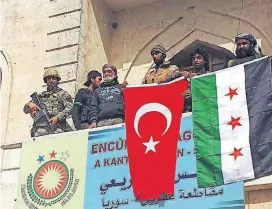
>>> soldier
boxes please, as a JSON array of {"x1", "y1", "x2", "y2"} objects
[
  {"x1": 142, "y1": 45, "x2": 181, "y2": 84},
  {"x1": 23, "y1": 68, "x2": 73, "y2": 137},
  {"x1": 89, "y1": 64, "x2": 125, "y2": 128},
  {"x1": 228, "y1": 33, "x2": 263, "y2": 67},
  {"x1": 72, "y1": 70, "x2": 102, "y2": 130}
]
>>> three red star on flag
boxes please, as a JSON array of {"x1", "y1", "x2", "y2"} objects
[
  {"x1": 225, "y1": 87, "x2": 238, "y2": 100},
  {"x1": 227, "y1": 116, "x2": 242, "y2": 130},
  {"x1": 229, "y1": 147, "x2": 243, "y2": 160},
  {"x1": 225, "y1": 87, "x2": 244, "y2": 160}
]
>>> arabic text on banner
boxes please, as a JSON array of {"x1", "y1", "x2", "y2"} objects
[{"x1": 84, "y1": 115, "x2": 245, "y2": 209}]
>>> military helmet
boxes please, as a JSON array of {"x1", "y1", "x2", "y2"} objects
[{"x1": 43, "y1": 68, "x2": 61, "y2": 83}]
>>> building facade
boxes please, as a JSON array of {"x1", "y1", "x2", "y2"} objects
[{"x1": 1, "y1": 0, "x2": 272, "y2": 208}]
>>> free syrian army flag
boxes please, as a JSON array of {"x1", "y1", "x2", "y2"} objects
[
  {"x1": 15, "y1": 131, "x2": 88, "y2": 209},
  {"x1": 192, "y1": 57, "x2": 272, "y2": 187},
  {"x1": 124, "y1": 78, "x2": 188, "y2": 200}
]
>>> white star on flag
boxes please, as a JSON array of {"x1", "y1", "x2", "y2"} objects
[
  {"x1": 60, "y1": 151, "x2": 70, "y2": 161},
  {"x1": 142, "y1": 136, "x2": 160, "y2": 154}
]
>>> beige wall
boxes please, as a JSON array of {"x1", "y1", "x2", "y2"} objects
[
  {"x1": 245, "y1": 189, "x2": 272, "y2": 209},
  {"x1": 1, "y1": 0, "x2": 48, "y2": 143},
  {"x1": 76, "y1": 0, "x2": 115, "y2": 89},
  {"x1": 0, "y1": 51, "x2": 12, "y2": 145},
  {"x1": 111, "y1": 0, "x2": 272, "y2": 84},
  {"x1": 1, "y1": 0, "x2": 83, "y2": 143}
]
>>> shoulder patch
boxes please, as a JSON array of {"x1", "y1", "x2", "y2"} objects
[
  {"x1": 64, "y1": 93, "x2": 73, "y2": 101},
  {"x1": 228, "y1": 60, "x2": 234, "y2": 67}
]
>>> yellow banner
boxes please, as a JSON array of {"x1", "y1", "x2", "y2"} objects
[{"x1": 15, "y1": 131, "x2": 88, "y2": 209}]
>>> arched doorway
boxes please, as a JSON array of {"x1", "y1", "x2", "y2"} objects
[
  {"x1": 0, "y1": 50, "x2": 13, "y2": 143},
  {"x1": 169, "y1": 40, "x2": 235, "y2": 72}
]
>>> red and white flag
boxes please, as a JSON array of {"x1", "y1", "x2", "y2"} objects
[{"x1": 124, "y1": 78, "x2": 188, "y2": 200}]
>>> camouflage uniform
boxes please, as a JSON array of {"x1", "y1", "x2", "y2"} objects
[
  {"x1": 142, "y1": 61, "x2": 181, "y2": 84},
  {"x1": 24, "y1": 69, "x2": 73, "y2": 137}
]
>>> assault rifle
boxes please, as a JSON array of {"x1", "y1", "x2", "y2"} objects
[{"x1": 30, "y1": 92, "x2": 57, "y2": 132}]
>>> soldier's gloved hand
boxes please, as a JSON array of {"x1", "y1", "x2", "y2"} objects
[
  {"x1": 28, "y1": 102, "x2": 39, "y2": 111},
  {"x1": 89, "y1": 123, "x2": 97, "y2": 129},
  {"x1": 49, "y1": 117, "x2": 58, "y2": 125},
  {"x1": 28, "y1": 102, "x2": 39, "y2": 116}
]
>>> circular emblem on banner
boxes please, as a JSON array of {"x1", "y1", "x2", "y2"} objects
[{"x1": 33, "y1": 160, "x2": 69, "y2": 199}]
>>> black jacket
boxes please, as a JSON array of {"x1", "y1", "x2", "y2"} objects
[
  {"x1": 228, "y1": 53, "x2": 263, "y2": 67},
  {"x1": 72, "y1": 88, "x2": 93, "y2": 130},
  {"x1": 89, "y1": 79, "x2": 124, "y2": 124}
]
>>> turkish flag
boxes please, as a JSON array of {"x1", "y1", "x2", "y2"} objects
[{"x1": 124, "y1": 78, "x2": 188, "y2": 200}]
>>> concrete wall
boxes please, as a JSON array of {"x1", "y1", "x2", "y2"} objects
[
  {"x1": 111, "y1": 0, "x2": 272, "y2": 84},
  {"x1": 1, "y1": 0, "x2": 83, "y2": 143},
  {"x1": 76, "y1": 0, "x2": 115, "y2": 89},
  {"x1": 1, "y1": 0, "x2": 48, "y2": 143}
]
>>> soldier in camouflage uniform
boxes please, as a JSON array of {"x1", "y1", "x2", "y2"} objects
[
  {"x1": 142, "y1": 45, "x2": 182, "y2": 84},
  {"x1": 23, "y1": 68, "x2": 73, "y2": 137}
]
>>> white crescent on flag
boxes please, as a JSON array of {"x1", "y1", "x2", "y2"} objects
[{"x1": 133, "y1": 103, "x2": 172, "y2": 138}]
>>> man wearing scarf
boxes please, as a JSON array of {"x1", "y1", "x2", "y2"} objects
[
  {"x1": 89, "y1": 64, "x2": 125, "y2": 128},
  {"x1": 228, "y1": 33, "x2": 263, "y2": 67}
]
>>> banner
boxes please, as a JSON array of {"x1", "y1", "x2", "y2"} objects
[
  {"x1": 16, "y1": 115, "x2": 244, "y2": 209},
  {"x1": 16, "y1": 131, "x2": 89, "y2": 209},
  {"x1": 84, "y1": 115, "x2": 245, "y2": 209}
]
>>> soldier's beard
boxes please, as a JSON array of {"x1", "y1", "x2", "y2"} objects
[
  {"x1": 236, "y1": 47, "x2": 254, "y2": 58},
  {"x1": 104, "y1": 75, "x2": 116, "y2": 82},
  {"x1": 93, "y1": 83, "x2": 99, "y2": 89},
  {"x1": 154, "y1": 58, "x2": 164, "y2": 66}
]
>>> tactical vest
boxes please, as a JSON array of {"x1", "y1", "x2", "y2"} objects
[{"x1": 39, "y1": 89, "x2": 65, "y2": 117}]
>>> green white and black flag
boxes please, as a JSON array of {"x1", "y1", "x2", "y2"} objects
[{"x1": 192, "y1": 57, "x2": 272, "y2": 187}]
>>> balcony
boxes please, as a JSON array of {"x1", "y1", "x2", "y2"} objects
[{"x1": 1, "y1": 113, "x2": 272, "y2": 208}]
